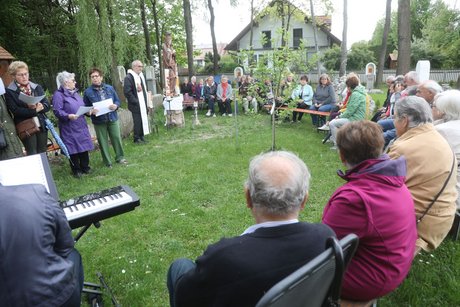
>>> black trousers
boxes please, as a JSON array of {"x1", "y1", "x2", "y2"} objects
[
  {"x1": 131, "y1": 111, "x2": 144, "y2": 141},
  {"x1": 292, "y1": 102, "x2": 308, "y2": 121},
  {"x1": 69, "y1": 151, "x2": 90, "y2": 174}
]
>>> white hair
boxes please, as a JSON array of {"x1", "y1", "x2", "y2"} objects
[
  {"x1": 56, "y1": 71, "x2": 75, "y2": 88},
  {"x1": 245, "y1": 151, "x2": 310, "y2": 216},
  {"x1": 395, "y1": 96, "x2": 433, "y2": 128},
  {"x1": 434, "y1": 90, "x2": 460, "y2": 122}
]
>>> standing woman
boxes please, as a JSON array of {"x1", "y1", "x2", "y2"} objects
[
  {"x1": 53, "y1": 71, "x2": 94, "y2": 178},
  {"x1": 5, "y1": 61, "x2": 50, "y2": 155},
  {"x1": 0, "y1": 78, "x2": 23, "y2": 160},
  {"x1": 310, "y1": 73, "x2": 336, "y2": 126}
]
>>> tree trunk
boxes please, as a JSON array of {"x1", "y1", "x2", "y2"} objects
[
  {"x1": 183, "y1": 0, "x2": 194, "y2": 78},
  {"x1": 376, "y1": 0, "x2": 392, "y2": 84},
  {"x1": 151, "y1": 0, "x2": 163, "y2": 90},
  {"x1": 339, "y1": 0, "x2": 348, "y2": 77},
  {"x1": 106, "y1": 0, "x2": 125, "y2": 102},
  {"x1": 309, "y1": 0, "x2": 321, "y2": 77},
  {"x1": 140, "y1": 0, "x2": 154, "y2": 66},
  {"x1": 397, "y1": 0, "x2": 411, "y2": 75},
  {"x1": 249, "y1": 0, "x2": 254, "y2": 48},
  {"x1": 207, "y1": 0, "x2": 219, "y2": 75}
]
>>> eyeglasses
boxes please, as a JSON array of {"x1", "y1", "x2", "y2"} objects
[
  {"x1": 137, "y1": 65, "x2": 144, "y2": 68},
  {"x1": 16, "y1": 72, "x2": 29, "y2": 78},
  {"x1": 67, "y1": 80, "x2": 76, "y2": 83},
  {"x1": 431, "y1": 104, "x2": 437, "y2": 109},
  {"x1": 90, "y1": 75, "x2": 101, "y2": 79}
]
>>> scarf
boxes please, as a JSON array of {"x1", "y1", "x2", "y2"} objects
[
  {"x1": 222, "y1": 82, "x2": 228, "y2": 100},
  {"x1": 17, "y1": 82, "x2": 32, "y2": 96}
]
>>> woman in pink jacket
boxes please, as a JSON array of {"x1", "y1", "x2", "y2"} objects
[{"x1": 322, "y1": 120, "x2": 417, "y2": 302}]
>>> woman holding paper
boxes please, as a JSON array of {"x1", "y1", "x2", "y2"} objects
[
  {"x1": 5, "y1": 61, "x2": 50, "y2": 155},
  {"x1": 53, "y1": 71, "x2": 94, "y2": 178},
  {"x1": 83, "y1": 67, "x2": 126, "y2": 168}
]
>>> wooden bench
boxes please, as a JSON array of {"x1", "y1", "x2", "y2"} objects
[
  {"x1": 263, "y1": 104, "x2": 330, "y2": 128},
  {"x1": 263, "y1": 104, "x2": 330, "y2": 117}
]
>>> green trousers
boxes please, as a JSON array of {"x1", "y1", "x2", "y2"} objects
[{"x1": 94, "y1": 120, "x2": 124, "y2": 166}]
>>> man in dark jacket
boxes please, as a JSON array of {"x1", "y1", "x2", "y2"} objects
[
  {"x1": 167, "y1": 151, "x2": 335, "y2": 307},
  {"x1": 0, "y1": 183, "x2": 84, "y2": 306},
  {"x1": 123, "y1": 60, "x2": 150, "y2": 144}
]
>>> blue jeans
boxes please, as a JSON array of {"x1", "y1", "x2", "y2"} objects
[
  {"x1": 378, "y1": 119, "x2": 396, "y2": 146},
  {"x1": 167, "y1": 258, "x2": 196, "y2": 307},
  {"x1": 310, "y1": 104, "x2": 333, "y2": 126}
]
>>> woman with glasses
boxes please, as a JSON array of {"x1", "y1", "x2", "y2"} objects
[
  {"x1": 5, "y1": 61, "x2": 50, "y2": 155},
  {"x1": 83, "y1": 67, "x2": 126, "y2": 168},
  {"x1": 52, "y1": 71, "x2": 94, "y2": 178}
]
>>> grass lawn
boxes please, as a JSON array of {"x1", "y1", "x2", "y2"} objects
[{"x1": 49, "y1": 101, "x2": 460, "y2": 306}]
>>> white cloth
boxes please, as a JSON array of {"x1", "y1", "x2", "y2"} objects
[
  {"x1": 241, "y1": 219, "x2": 299, "y2": 235},
  {"x1": 128, "y1": 69, "x2": 150, "y2": 135},
  {"x1": 0, "y1": 78, "x2": 5, "y2": 95}
]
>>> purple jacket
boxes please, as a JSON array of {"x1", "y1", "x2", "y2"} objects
[
  {"x1": 322, "y1": 155, "x2": 417, "y2": 301},
  {"x1": 52, "y1": 87, "x2": 94, "y2": 155}
]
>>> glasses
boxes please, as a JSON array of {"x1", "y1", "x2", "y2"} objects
[
  {"x1": 431, "y1": 104, "x2": 437, "y2": 109},
  {"x1": 137, "y1": 65, "x2": 144, "y2": 68},
  {"x1": 67, "y1": 80, "x2": 76, "y2": 83},
  {"x1": 90, "y1": 75, "x2": 101, "y2": 79},
  {"x1": 16, "y1": 72, "x2": 29, "y2": 78}
]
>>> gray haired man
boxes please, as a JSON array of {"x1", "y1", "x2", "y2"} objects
[{"x1": 166, "y1": 151, "x2": 335, "y2": 307}]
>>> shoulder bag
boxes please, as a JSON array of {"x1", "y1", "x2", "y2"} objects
[
  {"x1": 417, "y1": 151, "x2": 456, "y2": 224},
  {"x1": 16, "y1": 117, "x2": 40, "y2": 140}
]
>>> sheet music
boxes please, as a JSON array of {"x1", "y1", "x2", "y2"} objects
[
  {"x1": 0, "y1": 153, "x2": 58, "y2": 200},
  {"x1": 19, "y1": 92, "x2": 46, "y2": 105},
  {"x1": 93, "y1": 98, "x2": 113, "y2": 117},
  {"x1": 76, "y1": 106, "x2": 93, "y2": 117}
]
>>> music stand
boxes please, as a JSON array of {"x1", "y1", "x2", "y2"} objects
[{"x1": 75, "y1": 222, "x2": 120, "y2": 307}]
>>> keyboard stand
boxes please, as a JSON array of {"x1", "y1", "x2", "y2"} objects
[{"x1": 75, "y1": 222, "x2": 120, "y2": 307}]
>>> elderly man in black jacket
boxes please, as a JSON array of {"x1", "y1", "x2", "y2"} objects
[
  {"x1": 167, "y1": 150, "x2": 335, "y2": 307},
  {"x1": 123, "y1": 60, "x2": 150, "y2": 144}
]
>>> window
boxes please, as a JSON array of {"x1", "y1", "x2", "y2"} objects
[
  {"x1": 293, "y1": 28, "x2": 303, "y2": 48},
  {"x1": 262, "y1": 31, "x2": 271, "y2": 49}
]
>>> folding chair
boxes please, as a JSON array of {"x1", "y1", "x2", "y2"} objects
[{"x1": 255, "y1": 234, "x2": 359, "y2": 307}]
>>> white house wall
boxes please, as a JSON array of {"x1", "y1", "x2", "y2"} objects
[{"x1": 238, "y1": 15, "x2": 330, "y2": 50}]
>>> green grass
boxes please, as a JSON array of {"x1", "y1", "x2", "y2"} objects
[{"x1": 49, "y1": 102, "x2": 459, "y2": 306}]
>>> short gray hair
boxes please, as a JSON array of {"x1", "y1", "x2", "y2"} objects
[
  {"x1": 419, "y1": 80, "x2": 443, "y2": 95},
  {"x1": 131, "y1": 60, "x2": 142, "y2": 69},
  {"x1": 434, "y1": 90, "x2": 460, "y2": 121},
  {"x1": 395, "y1": 96, "x2": 433, "y2": 128},
  {"x1": 56, "y1": 71, "x2": 75, "y2": 87},
  {"x1": 245, "y1": 151, "x2": 310, "y2": 216},
  {"x1": 404, "y1": 71, "x2": 419, "y2": 84}
]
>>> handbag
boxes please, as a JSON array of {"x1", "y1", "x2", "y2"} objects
[{"x1": 16, "y1": 117, "x2": 40, "y2": 140}]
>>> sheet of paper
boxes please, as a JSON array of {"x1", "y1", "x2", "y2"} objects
[
  {"x1": 93, "y1": 98, "x2": 113, "y2": 117},
  {"x1": 19, "y1": 92, "x2": 46, "y2": 105},
  {"x1": 0, "y1": 153, "x2": 58, "y2": 200},
  {"x1": 76, "y1": 106, "x2": 93, "y2": 117}
]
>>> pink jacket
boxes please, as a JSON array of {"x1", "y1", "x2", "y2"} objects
[{"x1": 322, "y1": 155, "x2": 417, "y2": 301}]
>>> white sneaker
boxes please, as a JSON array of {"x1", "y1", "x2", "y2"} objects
[
  {"x1": 318, "y1": 124, "x2": 330, "y2": 131},
  {"x1": 222, "y1": 113, "x2": 227, "y2": 116},
  {"x1": 228, "y1": 113, "x2": 233, "y2": 117},
  {"x1": 206, "y1": 111, "x2": 211, "y2": 117},
  {"x1": 212, "y1": 114, "x2": 216, "y2": 117},
  {"x1": 330, "y1": 146, "x2": 337, "y2": 150}
]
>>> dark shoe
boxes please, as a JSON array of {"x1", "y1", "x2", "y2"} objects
[
  {"x1": 82, "y1": 168, "x2": 92, "y2": 174},
  {"x1": 73, "y1": 171, "x2": 83, "y2": 179},
  {"x1": 134, "y1": 139, "x2": 143, "y2": 144},
  {"x1": 107, "y1": 164, "x2": 113, "y2": 169},
  {"x1": 117, "y1": 159, "x2": 128, "y2": 165},
  {"x1": 140, "y1": 138, "x2": 148, "y2": 143}
]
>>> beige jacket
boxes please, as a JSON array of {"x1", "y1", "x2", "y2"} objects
[{"x1": 389, "y1": 124, "x2": 457, "y2": 251}]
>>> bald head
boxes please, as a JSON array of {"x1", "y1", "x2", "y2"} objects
[{"x1": 245, "y1": 151, "x2": 310, "y2": 217}]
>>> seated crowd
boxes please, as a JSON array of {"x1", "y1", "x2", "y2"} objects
[{"x1": 1, "y1": 59, "x2": 459, "y2": 306}]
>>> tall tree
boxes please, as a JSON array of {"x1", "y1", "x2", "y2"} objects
[
  {"x1": 249, "y1": 0, "x2": 255, "y2": 48},
  {"x1": 376, "y1": 0, "x2": 392, "y2": 84},
  {"x1": 397, "y1": 0, "x2": 411, "y2": 75},
  {"x1": 150, "y1": 0, "x2": 163, "y2": 89},
  {"x1": 207, "y1": 0, "x2": 219, "y2": 75},
  {"x1": 183, "y1": 0, "x2": 194, "y2": 77},
  {"x1": 140, "y1": 0, "x2": 154, "y2": 66},
  {"x1": 339, "y1": 0, "x2": 348, "y2": 77},
  {"x1": 309, "y1": 0, "x2": 321, "y2": 77}
]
